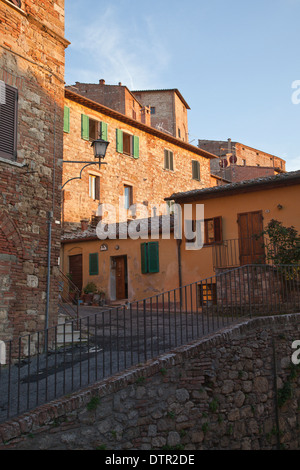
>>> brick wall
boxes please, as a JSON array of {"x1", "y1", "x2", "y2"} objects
[
  {"x1": 1, "y1": 314, "x2": 299, "y2": 450},
  {"x1": 0, "y1": 0, "x2": 68, "y2": 340}
]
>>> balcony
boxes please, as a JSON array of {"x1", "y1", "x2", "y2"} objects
[{"x1": 212, "y1": 236, "x2": 269, "y2": 270}]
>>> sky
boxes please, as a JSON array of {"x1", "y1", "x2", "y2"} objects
[{"x1": 65, "y1": 0, "x2": 300, "y2": 171}]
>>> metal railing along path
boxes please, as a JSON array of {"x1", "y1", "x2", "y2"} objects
[{"x1": 0, "y1": 264, "x2": 299, "y2": 423}]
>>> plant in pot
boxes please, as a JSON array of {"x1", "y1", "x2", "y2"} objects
[{"x1": 82, "y1": 281, "x2": 98, "y2": 304}]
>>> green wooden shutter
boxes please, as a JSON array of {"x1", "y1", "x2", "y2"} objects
[
  {"x1": 101, "y1": 121, "x2": 108, "y2": 140},
  {"x1": 141, "y1": 243, "x2": 147, "y2": 274},
  {"x1": 89, "y1": 253, "x2": 99, "y2": 275},
  {"x1": 147, "y1": 242, "x2": 159, "y2": 273},
  {"x1": 133, "y1": 135, "x2": 139, "y2": 159},
  {"x1": 81, "y1": 114, "x2": 89, "y2": 141},
  {"x1": 116, "y1": 129, "x2": 123, "y2": 153},
  {"x1": 64, "y1": 106, "x2": 70, "y2": 133}
]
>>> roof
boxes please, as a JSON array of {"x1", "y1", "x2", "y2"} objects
[
  {"x1": 132, "y1": 89, "x2": 191, "y2": 110},
  {"x1": 165, "y1": 170, "x2": 300, "y2": 202},
  {"x1": 64, "y1": 89, "x2": 216, "y2": 160},
  {"x1": 62, "y1": 215, "x2": 175, "y2": 244}
]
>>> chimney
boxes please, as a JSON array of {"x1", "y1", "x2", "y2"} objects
[
  {"x1": 99, "y1": 79, "x2": 105, "y2": 85},
  {"x1": 141, "y1": 106, "x2": 151, "y2": 126},
  {"x1": 118, "y1": 82, "x2": 122, "y2": 86},
  {"x1": 81, "y1": 219, "x2": 89, "y2": 231}
]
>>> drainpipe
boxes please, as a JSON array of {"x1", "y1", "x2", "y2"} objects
[
  {"x1": 45, "y1": 210, "x2": 53, "y2": 335},
  {"x1": 177, "y1": 239, "x2": 182, "y2": 306}
]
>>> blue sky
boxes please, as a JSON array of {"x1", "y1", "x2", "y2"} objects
[{"x1": 65, "y1": 0, "x2": 300, "y2": 171}]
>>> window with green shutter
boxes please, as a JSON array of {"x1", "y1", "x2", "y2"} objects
[
  {"x1": 101, "y1": 121, "x2": 108, "y2": 140},
  {"x1": 64, "y1": 106, "x2": 70, "y2": 133},
  {"x1": 89, "y1": 253, "x2": 99, "y2": 275},
  {"x1": 141, "y1": 242, "x2": 159, "y2": 274},
  {"x1": 81, "y1": 114, "x2": 89, "y2": 141},
  {"x1": 116, "y1": 129, "x2": 139, "y2": 158}
]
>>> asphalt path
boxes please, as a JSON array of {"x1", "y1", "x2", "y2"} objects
[{"x1": 0, "y1": 304, "x2": 244, "y2": 423}]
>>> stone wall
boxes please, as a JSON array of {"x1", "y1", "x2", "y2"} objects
[
  {"x1": 1, "y1": 314, "x2": 300, "y2": 450},
  {"x1": 0, "y1": 0, "x2": 68, "y2": 340}
]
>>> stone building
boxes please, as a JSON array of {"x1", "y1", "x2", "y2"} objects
[
  {"x1": 198, "y1": 138, "x2": 286, "y2": 182},
  {"x1": 0, "y1": 0, "x2": 69, "y2": 342},
  {"x1": 66, "y1": 80, "x2": 190, "y2": 142},
  {"x1": 62, "y1": 87, "x2": 216, "y2": 232}
]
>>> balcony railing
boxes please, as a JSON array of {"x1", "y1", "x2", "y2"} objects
[{"x1": 212, "y1": 237, "x2": 270, "y2": 269}]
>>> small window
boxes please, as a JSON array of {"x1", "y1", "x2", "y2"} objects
[
  {"x1": 81, "y1": 114, "x2": 108, "y2": 141},
  {"x1": 164, "y1": 149, "x2": 174, "y2": 171},
  {"x1": 89, "y1": 253, "x2": 99, "y2": 276},
  {"x1": 192, "y1": 160, "x2": 200, "y2": 181},
  {"x1": 150, "y1": 107, "x2": 156, "y2": 115},
  {"x1": 198, "y1": 283, "x2": 217, "y2": 307},
  {"x1": 0, "y1": 83, "x2": 18, "y2": 161},
  {"x1": 204, "y1": 217, "x2": 222, "y2": 245},
  {"x1": 178, "y1": 128, "x2": 181, "y2": 138},
  {"x1": 124, "y1": 185, "x2": 133, "y2": 210},
  {"x1": 89, "y1": 175, "x2": 100, "y2": 200},
  {"x1": 141, "y1": 242, "x2": 159, "y2": 274},
  {"x1": 116, "y1": 129, "x2": 139, "y2": 159},
  {"x1": 242, "y1": 159, "x2": 246, "y2": 166}
]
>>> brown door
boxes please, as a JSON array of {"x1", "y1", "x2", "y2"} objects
[
  {"x1": 69, "y1": 254, "x2": 83, "y2": 292},
  {"x1": 115, "y1": 256, "x2": 127, "y2": 300},
  {"x1": 237, "y1": 211, "x2": 265, "y2": 265}
]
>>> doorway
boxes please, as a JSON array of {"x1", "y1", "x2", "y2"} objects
[
  {"x1": 69, "y1": 254, "x2": 83, "y2": 293},
  {"x1": 237, "y1": 210, "x2": 265, "y2": 265},
  {"x1": 110, "y1": 255, "x2": 128, "y2": 301}
]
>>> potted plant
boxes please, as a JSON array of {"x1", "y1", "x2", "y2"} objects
[{"x1": 82, "y1": 281, "x2": 98, "y2": 304}]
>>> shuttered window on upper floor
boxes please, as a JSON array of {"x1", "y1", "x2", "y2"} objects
[
  {"x1": 0, "y1": 83, "x2": 18, "y2": 161},
  {"x1": 116, "y1": 129, "x2": 139, "y2": 159},
  {"x1": 81, "y1": 114, "x2": 108, "y2": 142},
  {"x1": 192, "y1": 160, "x2": 201, "y2": 181},
  {"x1": 164, "y1": 149, "x2": 174, "y2": 170}
]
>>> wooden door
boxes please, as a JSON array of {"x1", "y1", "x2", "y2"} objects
[
  {"x1": 69, "y1": 254, "x2": 83, "y2": 292},
  {"x1": 115, "y1": 256, "x2": 127, "y2": 300},
  {"x1": 237, "y1": 211, "x2": 265, "y2": 265}
]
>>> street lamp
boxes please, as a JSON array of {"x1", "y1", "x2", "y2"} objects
[{"x1": 62, "y1": 138, "x2": 110, "y2": 189}]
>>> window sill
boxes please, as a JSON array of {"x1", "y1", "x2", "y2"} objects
[{"x1": 0, "y1": 156, "x2": 27, "y2": 168}]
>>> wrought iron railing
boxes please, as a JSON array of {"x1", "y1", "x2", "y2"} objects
[
  {"x1": 212, "y1": 237, "x2": 272, "y2": 269},
  {"x1": 0, "y1": 264, "x2": 299, "y2": 423}
]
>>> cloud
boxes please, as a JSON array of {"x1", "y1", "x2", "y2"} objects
[{"x1": 66, "y1": 5, "x2": 171, "y2": 89}]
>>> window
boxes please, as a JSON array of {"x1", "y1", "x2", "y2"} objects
[
  {"x1": 178, "y1": 128, "x2": 181, "y2": 138},
  {"x1": 89, "y1": 175, "x2": 100, "y2": 200},
  {"x1": 124, "y1": 185, "x2": 133, "y2": 210},
  {"x1": 242, "y1": 159, "x2": 246, "y2": 166},
  {"x1": 89, "y1": 253, "x2": 99, "y2": 275},
  {"x1": 116, "y1": 129, "x2": 139, "y2": 159},
  {"x1": 164, "y1": 149, "x2": 174, "y2": 171},
  {"x1": 150, "y1": 107, "x2": 156, "y2": 115},
  {"x1": 204, "y1": 217, "x2": 222, "y2": 245},
  {"x1": 64, "y1": 106, "x2": 70, "y2": 133},
  {"x1": 0, "y1": 83, "x2": 18, "y2": 161},
  {"x1": 198, "y1": 283, "x2": 217, "y2": 306},
  {"x1": 141, "y1": 242, "x2": 159, "y2": 274},
  {"x1": 192, "y1": 160, "x2": 200, "y2": 181},
  {"x1": 81, "y1": 114, "x2": 108, "y2": 142}
]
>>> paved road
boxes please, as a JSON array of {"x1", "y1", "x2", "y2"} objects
[{"x1": 0, "y1": 304, "x2": 244, "y2": 423}]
